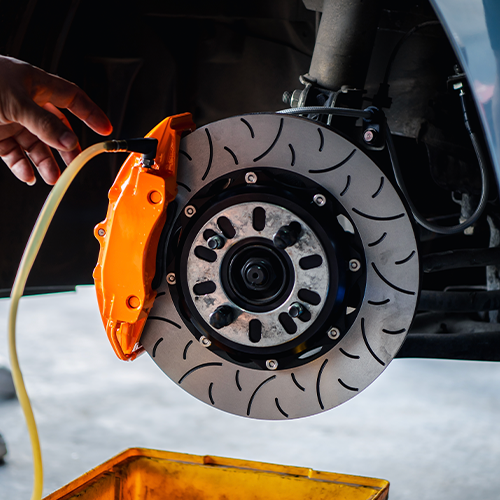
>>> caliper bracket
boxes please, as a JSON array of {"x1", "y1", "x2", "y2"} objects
[{"x1": 93, "y1": 113, "x2": 195, "y2": 360}]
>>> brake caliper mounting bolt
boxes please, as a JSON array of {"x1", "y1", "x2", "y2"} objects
[
  {"x1": 245, "y1": 172, "x2": 258, "y2": 184},
  {"x1": 273, "y1": 221, "x2": 302, "y2": 249},
  {"x1": 166, "y1": 272, "x2": 176, "y2": 285},
  {"x1": 184, "y1": 205, "x2": 196, "y2": 217},
  {"x1": 288, "y1": 302, "x2": 305, "y2": 318},
  {"x1": 207, "y1": 234, "x2": 225, "y2": 250},
  {"x1": 266, "y1": 359, "x2": 278, "y2": 370},
  {"x1": 327, "y1": 327, "x2": 340, "y2": 340},
  {"x1": 209, "y1": 305, "x2": 235, "y2": 329},
  {"x1": 313, "y1": 194, "x2": 326, "y2": 206},
  {"x1": 349, "y1": 259, "x2": 361, "y2": 272},
  {"x1": 199, "y1": 336, "x2": 212, "y2": 348},
  {"x1": 97, "y1": 228, "x2": 106, "y2": 237}
]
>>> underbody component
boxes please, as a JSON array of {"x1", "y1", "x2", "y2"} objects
[
  {"x1": 140, "y1": 113, "x2": 420, "y2": 419},
  {"x1": 93, "y1": 113, "x2": 196, "y2": 360}
]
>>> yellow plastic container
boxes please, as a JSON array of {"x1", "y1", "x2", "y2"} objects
[{"x1": 43, "y1": 448, "x2": 389, "y2": 500}]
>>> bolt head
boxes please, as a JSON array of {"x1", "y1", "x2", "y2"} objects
[
  {"x1": 97, "y1": 228, "x2": 106, "y2": 237},
  {"x1": 288, "y1": 302, "x2": 304, "y2": 318},
  {"x1": 199, "y1": 336, "x2": 212, "y2": 347},
  {"x1": 328, "y1": 327, "x2": 340, "y2": 340},
  {"x1": 349, "y1": 259, "x2": 361, "y2": 272},
  {"x1": 363, "y1": 129, "x2": 375, "y2": 143},
  {"x1": 266, "y1": 359, "x2": 278, "y2": 370},
  {"x1": 313, "y1": 194, "x2": 326, "y2": 207},
  {"x1": 207, "y1": 235, "x2": 225, "y2": 249},
  {"x1": 184, "y1": 205, "x2": 196, "y2": 217},
  {"x1": 166, "y1": 273, "x2": 176, "y2": 285},
  {"x1": 245, "y1": 172, "x2": 257, "y2": 184}
]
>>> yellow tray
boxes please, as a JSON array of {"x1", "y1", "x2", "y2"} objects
[{"x1": 44, "y1": 448, "x2": 389, "y2": 500}]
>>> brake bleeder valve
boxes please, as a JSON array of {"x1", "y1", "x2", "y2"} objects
[{"x1": 93, "y1": 113, "x2": 196, "y2": 361}]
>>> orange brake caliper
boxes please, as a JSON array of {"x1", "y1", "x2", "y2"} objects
[{"x1": 93, "y1": 113, "x2": 195, "y2": 360}]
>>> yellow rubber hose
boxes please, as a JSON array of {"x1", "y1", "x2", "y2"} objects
[{"x1": 8, "y1": 142, "x2": 111, "y2": 500}]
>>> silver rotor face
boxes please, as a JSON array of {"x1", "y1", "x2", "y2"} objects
[
  {"x1": 187, "y1": 201, "x2": 329, "y2": 348},
  {"x1": 140, "y1": 113, "x2": 420, "y2": 420}
]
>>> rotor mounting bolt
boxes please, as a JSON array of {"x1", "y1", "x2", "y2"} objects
[
  {"x1": 207, "y1": 234, "x2": 225, "y2": 250},
  {"x1": 245, "y1": 172, "x2": 258, "y2": 184},
  {"x1": 273, "y1": 221, "x2": 302, "y2": 249},
  {"x1": 209, "y1": 305, "x2": 235, "y2": 329},
  {"x1": 166, "y1": 272, "x2": 176, "y2": 285},
  {"x1": 327, "y1": 327, "x2": 341, "y2": 340},
  {"x1": 313, "y1": 194, "x2": 326, "y2": 207},
  {"x1": 288, "y1": 302, "x2": 305, "y2": 318},
  {"x1": 199, "y1": 336, "x2": 212, "y2": 348},
  {"x1": 97, "y1": 228, "x2": 106, "y2": 237},
  {"x1": 184, "y1": 205, "x2": 196, "y2": 217},
  {"x1": 349, "y1": 259, "x2": 361, "y2": 272},
  {"x1": 266, "y1": 359, "x2": 279, "y2": 370}
]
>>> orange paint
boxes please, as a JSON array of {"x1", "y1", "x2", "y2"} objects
[{"x1": 93, "y1": 113, "x2": 195, "y2": 360}]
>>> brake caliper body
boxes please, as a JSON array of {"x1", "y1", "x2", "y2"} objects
[{"x1": 93, "y1": 113, "x2": 195, "y2": 360}]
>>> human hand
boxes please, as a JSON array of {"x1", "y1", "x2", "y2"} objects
[{"x1": 0, "y1": 56, "x2": 112, "y2": 185}]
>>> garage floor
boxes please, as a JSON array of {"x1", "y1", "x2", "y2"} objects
[{"x1": 1, "y1": 286, "x2": 499, "y2": 499}]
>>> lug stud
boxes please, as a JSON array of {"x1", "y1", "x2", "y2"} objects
[
  {"x1": 209, "y1": 305, "x2": 235, "y2": 329},
  {"x1": 288, "y1": 302, "x2": 305, "y2": 318},
  {"x1": 207, "y1": 234, "x2": 225, "y2": 250},
  {"x1": 273, "y1": 221, "x2": 302, "y2": 249}
]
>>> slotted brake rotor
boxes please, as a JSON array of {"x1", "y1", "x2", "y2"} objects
[{"x1": 140, "y1": 113, "x2": 419, "y2": 420}]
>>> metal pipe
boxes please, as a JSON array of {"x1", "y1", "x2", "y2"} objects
[
  {"x1": 422, "y1": 248, "x2": 500, "y2": 273},
  {"x1": 308, "y1": 0, "x2": 382, "y2": 92}
]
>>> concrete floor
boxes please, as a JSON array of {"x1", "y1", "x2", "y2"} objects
[{"x1": 0, "y1": 286, "x2": 499, "y2": 499}]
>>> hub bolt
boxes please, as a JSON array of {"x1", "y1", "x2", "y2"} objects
[
  {"x1": 273, "y1": 221, "x2": 302, "y2": 249},
  {"x1": 245, "y1": 172, "x2": 258, "y2": 184},
  {"x1": 184, "y1": 205, "x2": 196, "y2": 217},
  {"x1": 313, "y1": 194, "x2": 326, "y2": 207},
  {"x1": 207, "y1": 234, "x2": 225, "y2": 250},
  {"x1": 327, "y1": 327, "x2": 340, "y2": 340},
  {"x1": 288, "y1": 302, "x2": 305, "y2": 318},
  {"x1": 266, "y1": 359, "x2": 279, "y2": 370},
  {"x1": 349, "y1": 259, "x2": 361, "y2": 272},
  {"x1": 166, "y1": 272, "x2": 176, "y2": 285},
  {"x1": 209, "y1": 305, "x2": 235, "y2": 329},
  {"x1": 199, "y1": 336, "x2": 212, "y2": 347}
]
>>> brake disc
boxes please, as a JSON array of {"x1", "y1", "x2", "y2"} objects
[{"x1": 140, "y1": 113, "x2": 419, "y2": 420}]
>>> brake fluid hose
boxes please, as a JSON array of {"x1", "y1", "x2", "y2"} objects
[{"x1": 8, "y1": 138, "x2": 156, "y2": 500}]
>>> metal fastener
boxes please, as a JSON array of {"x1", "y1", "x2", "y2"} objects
[
  {"x1": 288, "y1": 302, "x2": 305, "y2": 318},
  {"x1": 349, "y1": 259, "x2": 361, "y2": 272},
  {"x1": 363, "y1": 129, "x2": 375, "y2": 143},
  {"x1": 207, "y1": 234, "x2": 225, "y2": 250},
  {"x1": 266, "y1": 359, "x2": 278, "y2": 370},
  {"x1": 184, "y1": 205, "x2": 196, "y2": 217},
  {"x1": 245, "y1": 172, "x2": 257, "y2": 184},
  {"x1": 97, "y1": 228, "x2": 106, "y2": 237},
  {"x1": 313, "y1": 194, "x2": 326, "y2": 206},
  {"x1": 199, "y1": 336, "x2": 212, "y2": 347},
  {"x1": 166, "y1": 273, "x2": 176, "y2": 285},
  {"x1": 327, "y1": 327, "x2": 340, "y2": 340}
]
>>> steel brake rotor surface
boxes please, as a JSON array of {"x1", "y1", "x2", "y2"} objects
[{"x1": 140, "y1": 113, "x2": 420, "y2": 420}]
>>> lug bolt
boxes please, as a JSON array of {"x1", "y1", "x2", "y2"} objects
[
  {"x1": 349, "y1": 259, "x2": 361, "y2": 272},
  {"x1": 245, "y1": 172, "x2": 258, "y2": 184},
  {"x1": 207, "y1": 234, "x2": 225, "y2": 250},
  {"x1": 97, "y1": 228, "x2": 106, "y2": 237},
  {"x1": 313, "y1": 194, "x2": 326, "y2": 207},
  {"x1": 184, "y1": 205, "x2": 196, "y2": 217},
  {"x1": 266, "y1": 359, "x2": 278, "y2": 370},
  {"x1": 209, "y1": 305, "x2": 235, "y2": 329},
  {"x1": 273, "y1": 221, "x2": 302, "y2": 250},
  {"x1": 199, "y1": 336, "x2": 212, "y2": 348},
  {"x1": 327, "y1": 327, "x2": 340, "y2": 340},
  {"x1": 166, "y1": 273, "x2": 176, "y2": 285},
  {"x1": 288, "y1": 302, "x2": 305, "y2": 318}
]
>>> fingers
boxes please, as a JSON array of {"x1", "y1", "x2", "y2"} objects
[
  {"x1": 0, "y1": 136, "x2": 36, "y2": 184},
  {"x1": 35, "y1": 72, "x2": 113, "y2": 136}
]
